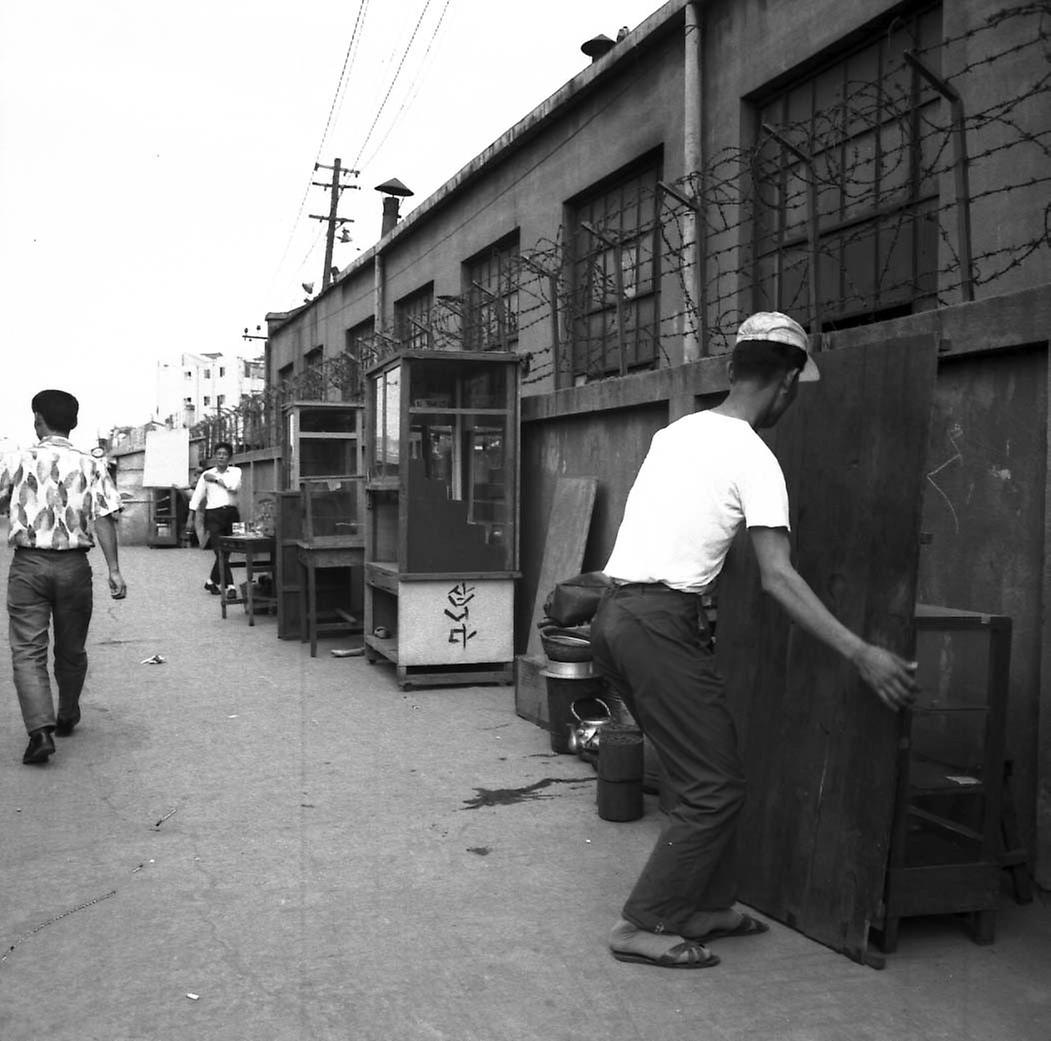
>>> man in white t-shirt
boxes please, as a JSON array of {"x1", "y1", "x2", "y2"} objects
[
  {"x1": 187, "y1": 442, "x2": 242, "y2": 599},
  {"x1": 593, "y1": 311, "x2": 919, "y2": 969}
]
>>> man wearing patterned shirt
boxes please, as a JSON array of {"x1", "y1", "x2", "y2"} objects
[{"x1": 0, "y1": 389, "x2": 127, "y2": 765}]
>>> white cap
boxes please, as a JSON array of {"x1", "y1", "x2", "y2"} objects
[{"x1": 736, "y1": 311, "x2": 820, "y2": 382}]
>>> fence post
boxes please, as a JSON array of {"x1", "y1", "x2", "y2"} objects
[
  {"x1": 762, "y1": 123, "x2": 822, "y2": 336},
  {"x1": 905, "y1": 50, "x2": 974, "y2": 302},
  {"x1": 659, "y1": 179, "x2": 706, "y2": 361}
]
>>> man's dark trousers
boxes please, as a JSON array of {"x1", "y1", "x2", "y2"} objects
[
  {"x1": 204, "y1": 504, "x2": 239, "y2": 586},
  {"x1": 8, "y1": 548, "x2": 94, "y2": 734},
  {"x1": 591, "y1": 582, "x2": 746, "y2": 935}
]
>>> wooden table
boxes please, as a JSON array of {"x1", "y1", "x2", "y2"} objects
[
  {"x1": 217, "y1": 535, "x2": 277, "y2": 626},
  {"x1": 296, "y1": 538, "x2": 364, "y2": 656}
]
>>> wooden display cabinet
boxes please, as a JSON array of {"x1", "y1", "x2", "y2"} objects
[
  {"x1": 282, "y1": 401, "x2": 365, "y2": 489},
  {"x1": 147, "y1": 486, "x2": 186, "y2": 547},
  {"x1": 364, "y1": 350, "x2": 520, "y2": 688},
  {"x1": 877, "y1": 604, "x2": 1012, "y2": 951}
]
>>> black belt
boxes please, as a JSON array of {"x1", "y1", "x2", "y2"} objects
[
  {"x1": 611, "y1": 580, "x2": 706, "y2": 595},
  {"x1": 14, "y1": 546, "x2": 90, "y2": 554}
]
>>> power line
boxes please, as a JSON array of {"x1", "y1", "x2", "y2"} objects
[
  {"x1": 359, "y1": 0, "x2": 455, "y2": 173},
  {"x1": 350, "y1": 0, "x2": 434, "y2": 172},
  {"x1": 268, "y1": 0, "x2": 372, "y2": 292},
  {"x1": 315, "y1": 0, "x2": 372, "y2": 160}
]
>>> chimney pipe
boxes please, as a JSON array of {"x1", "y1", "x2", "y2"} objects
[
  {"x1": 380, "y1": 196, "x2": 401, "y2": 237},
  {"x1": 374, "y1": 178, "x2": 415, "y2": 238}
]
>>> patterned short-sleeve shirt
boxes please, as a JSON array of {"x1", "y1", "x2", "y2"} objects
[{"x1": 0, "y1": 437, "x2": 124, "y2": 550}]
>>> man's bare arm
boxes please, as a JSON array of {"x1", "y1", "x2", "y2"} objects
[{"x1": 94, "y1": 513, "x2": 127, "y2": 599}]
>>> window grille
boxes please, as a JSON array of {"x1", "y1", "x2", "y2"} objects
[
  {"x1": 569, "y1": 157, "x2": 661, "y2": 379},
  {"x1": 752, "y1": 4, "x2": 942, "y2": 328},
  {"x1": 343, "y1": 318, "x2": 374, "y2": 400},
  {"x1": 464, "y1": 234, "x2": 519, "y2": 351},
  {"x1": 394, "y1": 284, "x2": 434, "y2": 350},
  {"x1": 302, "y1": 347, "x2": 325, "y2": 400}
]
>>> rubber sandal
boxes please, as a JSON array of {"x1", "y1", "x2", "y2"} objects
[
  {"x1": 689, "y1": 913, "x2": 769, "y2": 943},
  {"x1": 611, "y1": 940, "x2": 720, "y2": 969}
]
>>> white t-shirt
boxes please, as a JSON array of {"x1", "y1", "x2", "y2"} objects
[{"x1": 603, "y1": 410, "x2": 790, "y2": 593}]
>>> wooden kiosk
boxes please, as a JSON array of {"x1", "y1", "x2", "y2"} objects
[{"x1": 363, "y1": 349, "x2": 520, "y2": 689}]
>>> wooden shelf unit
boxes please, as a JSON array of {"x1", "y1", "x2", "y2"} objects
[
  {"x1": 281, "y1": 401, "x2": 365, "y2": 489},
  {"x1": 877, "y1": 604, "x2": 1013, "y2": 951}
]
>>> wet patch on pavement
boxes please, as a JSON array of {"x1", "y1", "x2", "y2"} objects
[{"x1": 461, "y1": 777, "x2": 594, "y2": 809}]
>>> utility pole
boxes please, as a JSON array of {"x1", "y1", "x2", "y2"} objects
[{"x1": 310, "y1": 158, "x2": 359, "y2": 291}]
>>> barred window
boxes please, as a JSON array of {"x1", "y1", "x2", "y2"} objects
[
  {"x1": 394, "y1": 283, "x2": 434, "y2": 350},
  {"x1": 753, "y1": 4, "x2": 942, "y2": 329},
  {"x1": 463, "y1": 233, "x2": 519, "y2": 351},
  {"x1": 569, "y1": 155, "x2": 661, "y2": 379},
  {"x1": 302, "y1": 347, "x2": 325, "y2": 400},
  {"x1": 342, "y1": 317, "x2": 375, "y2": 400}
]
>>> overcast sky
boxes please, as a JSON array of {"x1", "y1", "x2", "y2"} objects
[{"x1": 0, "y1": 0, "x2": 669, "y2": 448}]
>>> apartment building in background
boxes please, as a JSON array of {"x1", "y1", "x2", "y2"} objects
[{"x1": 155, "y1": 351, "x2": 265, "y2": 427}]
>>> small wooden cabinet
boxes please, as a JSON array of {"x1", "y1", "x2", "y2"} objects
[
  {"x1": 282, "y1": 401, "x2": 365, "y2": 489},
  {"x1": 275, "y1": 491, "x2": 304, "y2": 639},
  {"x1": 296, "y1": 477, "x2": 365, "y2": 656},
  {"x1": 363, "y1": 350, "x2": 520, "y2": 688},
  {"x1": 878, "y1": 604, "x2": 1012, "y2": 950},
  {"x1": 147, "y1": 486, "x2": 186, "y2": 547}
]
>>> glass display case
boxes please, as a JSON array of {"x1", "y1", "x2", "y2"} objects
[
  {"x1": 282, "y1": 401, "x2": 365, "y2": 488},
  {"x1": 302, "y1": 477, "x2": 365, "y2": 546},
  {"x1": 878, "y1": 604, "x2": 1012, "y2": 951},
  {"x1": 364, "y1": 350, "x2": 520, "y2": 688}
]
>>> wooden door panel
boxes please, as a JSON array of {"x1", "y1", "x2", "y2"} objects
[{"x1": 716, "y1": 334, "x2": 938, "y2": 963}]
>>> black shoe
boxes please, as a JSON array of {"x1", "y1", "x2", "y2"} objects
[
  {"x1": 204, "y1": 582, "x2": 220, "y2": 595},
  {"x1": 23, "y1": 728, "x2": 56, "y2": 765},
  {"x1": 55, "y1": 707, "x2": 81, "y2": 737}
]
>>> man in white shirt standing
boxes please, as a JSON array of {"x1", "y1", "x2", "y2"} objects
[
  {"x1": 188, "y1": 441, "x2": 242, "y2": 600},
  {"x1": 593, "y1": 311, "x2": 919, "y2": 969}
]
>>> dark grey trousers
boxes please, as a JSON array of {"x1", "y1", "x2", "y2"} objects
[
  {"x1": 590, "y1": 582, "x2": 746, "y2": 935},
  {"x1": 8, "y1": 549, "x2": 93, "y2": 734}
]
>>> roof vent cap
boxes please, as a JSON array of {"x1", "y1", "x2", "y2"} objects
[{"x1": 581, "y1": 34, "x2": 615, "y2": 62}]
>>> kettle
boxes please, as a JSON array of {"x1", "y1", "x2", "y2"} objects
[{"x1": 566, "y1": 696, "x2": 612, "y2": 759}]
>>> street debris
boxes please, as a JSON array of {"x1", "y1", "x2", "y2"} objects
[
  {"x1": 152, "y1": 808, "x2": 178, "y2": 829},
  {"x1": 140, "y1": 654, "x2": 166, "y2": 665},
  {"x1": 186, "y1": 993, "x2": 200, "y2": 1001},
  {"x1": 1, "y1": 889, "x2": 117, "y2": 962}
]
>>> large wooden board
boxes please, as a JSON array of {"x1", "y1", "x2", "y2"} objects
[
  {"x1": 716, "y1": 334, "x2": 938, "y2": 964},
  {"x1": 525, "y1": 476, "x2": 598, "y2": 659}
]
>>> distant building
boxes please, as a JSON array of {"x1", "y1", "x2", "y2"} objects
[{"x1": 155, "y1": 351, "x2": 265, "y2": 428}]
